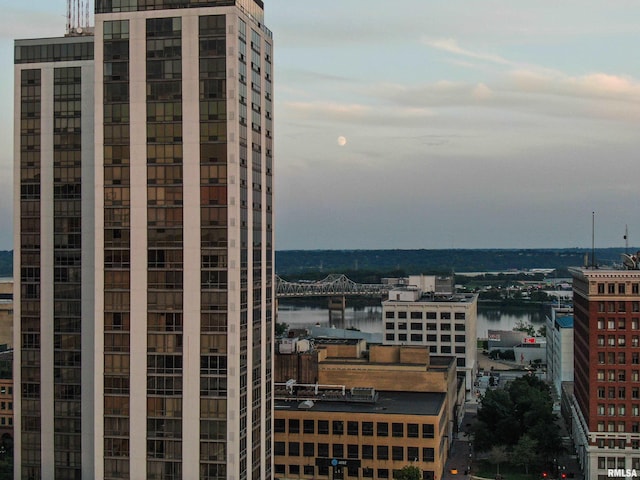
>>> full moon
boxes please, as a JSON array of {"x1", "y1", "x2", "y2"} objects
[{"x1": 337, "y1": 136, "x2": 347, "y2": 146}]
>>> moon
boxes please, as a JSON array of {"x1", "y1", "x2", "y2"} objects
[{"x1": 337, "y1": 136, "x2": 347, "y2": 147}]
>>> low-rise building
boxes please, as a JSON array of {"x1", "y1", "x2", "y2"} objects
[
  {"x1": 0, "y1": 349, "x2": 13, "y2": 449},
  {"x1": 0, "y1": 279, "x2": 12, "y2": 348},
  {"x1": 274, "y1": 342, "x2": 463, "y2": 480}
]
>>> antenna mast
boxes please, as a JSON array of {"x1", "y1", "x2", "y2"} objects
[
  {"x1": 66, "y1": 0, "x2": 91, "y2": 35},
  {"x1": 625, "y1": 224, "x2": 629, "y2": 254}
]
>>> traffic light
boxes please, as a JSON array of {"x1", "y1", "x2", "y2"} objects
[
  {"x1": 542, "y1": 473, "x2": 548, "y2": 478},
  {"x1": 561, "y1": 474, "x2": 567, "y2": 479}
]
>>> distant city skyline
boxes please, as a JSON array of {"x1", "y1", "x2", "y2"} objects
[{"x1": 2, "y1": 1, "x2": 640, "y2": 250}]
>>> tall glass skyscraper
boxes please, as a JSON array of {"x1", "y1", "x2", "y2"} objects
[{"x1": 14, "y1": 2, "x2": 274, "y2": 479}]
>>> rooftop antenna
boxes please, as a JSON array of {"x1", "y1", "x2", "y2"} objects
[
  {"x1": 591, "y1": 211, "x2": 596, "y2": 269},
  {"x1": 66, "y1": 0, "x2": 91, "y2": 35},
  {"x1": 625, "y1": 224, "x2": 629, "y2": 255}
]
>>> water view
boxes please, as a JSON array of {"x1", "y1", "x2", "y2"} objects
[{"x1": 277, "y1": 303, "x2": 548, "y2": 339}]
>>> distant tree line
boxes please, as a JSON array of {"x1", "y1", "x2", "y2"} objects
[{"x1": 276, "y1": 248, "x2": 629, "y2": 277}]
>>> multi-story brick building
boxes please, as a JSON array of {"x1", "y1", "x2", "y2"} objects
[{"x1": 570, "y1": 264, "x2": 640, "y2": 480}]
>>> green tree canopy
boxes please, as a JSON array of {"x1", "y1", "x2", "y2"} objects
[{"x1": 394, "y1": 465, "x2": 421, "y2": 480}]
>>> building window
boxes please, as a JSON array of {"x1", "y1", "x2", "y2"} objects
[
  {"x1": 426, "y1": 312, "x2": 436, "y2": 320},
  {"x1": 348, "y1": 444, "x2": 358, "y2": 459},
  {"x1": 422, "y1": 424, "x2": 434, "y2": 438},
  {"x1": 303, "y1": 443, "x2": 314, "y2": 457},
  {"x1": 427, "y1": 335, "x2": 437, "y2": 342},
  {"x1": 386, "y1": 333, "x2": 395, "y2": 341},
  {"x1": 398, "y1": 322, "x2": 407, "y2": 330},
  {"x1": 304, "y1": 465, "x2": 315, "y2": 476},
  {"x1": 441, "y1": 335, "x2": 451, "y2": 342},
  {"x1": 362, "y1": 422, "x2": 373, "y2": 436},
  {"x1": 363, "y1": 468, "x2": 374, "y2": 478},
  {"x1": 398, "y1": 312, "x2": 407, "y2": 319},
  {"x1": 289, "y1": 419, "x2": 300, "y2": 434},
  {"x1": 318, "y1": 443, "x2": 329, "y2": 457},
  {"x1": 598, "y1": 336, "x2": 605, "y2": 346},
  {"x1": 347, "y1": 421, "x2": 358, "y2": 436},
  {"x1": 441, "y1": 323, "x2": 451, "y2": 331},
  {"x1": 411, "y1": 334, "x2": 423, "y2": 342},
  {"x1": 455, "y1": 335, "x2": 465, "y2": 343},
  {"x1": 407, "y1": 423, "x2": 419, "y2": 438},
  {"x1": 274, "y1": 419, "x2": 285, "y2": 433},
  {"x1": 332, "y1": 444, "x2": 343, "y2": 458},
  {"x1": 385, "y1": 311, "x2": 395, "y2": 319},
  {"x1": 392, "y1": 446, "x2": 404, "y2": 461},
  {"x1": 362, "y1": 444, "x2": 374, "y2": 459},
  {"x1": 378, "y1": 469, "x2": 389, "y2": 479},
  {"x1": 398, "y1": 334, "x2": 407, "y2": 342},
  {"x1": 274, "y1": 442, "x2": 285, "y2": 456},
  {"x1": 441, "y1": 346, "x2": 452, "y2": 354},
  {"x1": 303, "y1": 419, "x2": 314, "y2": 434},
  {"x1": 423, "y1": 447, "x2": 435, "y2": 461},
  {"x1": 392, "y1": 423, "x2": 404, "y2": 437},
  {"x1": 457, "y1": 358, "x2": 466, "y2": 367},
  {"x1": 385, "y1": 322, "x2": 394, "y2": 330},
  {"x1": 318, "y1": 420, "x2": 329, "y2": 434},
  {"x1": 609, "y1": 284, "x2": 616, "y2": 294},
  {"x1": 411, "y1": 312, "x2": 423, "y2": 319},
  {"x1": 598, "y1": 283, "x2": 605, "y2": 294},
  {"x1": 455, "y1": 346, "x2": 466, "y2": 354},
  {"x1": 377, "y1": 445, "x2": 388, "y2": 460},
  {"x1": 333, "y1": 420, "x2": 344, "y2": 436},
  {"x1": 620, "y1": 284, "x2": 627, "y2": 294},
  {"x1": 441, "y1": 312, "x2": 451, "y2": 320},
  {"x1": 377, "y1": 422, "x2": 388, "y2": 437},
  {"x1": 411, "y1": 323, "x2": 423, "y2": 330},
  {"x1": 289, "y1": 442, "x2": 300, "y2": 456}
]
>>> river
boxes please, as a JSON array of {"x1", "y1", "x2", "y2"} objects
[{"x1": 277, "y1": 303, "x2": 548, "y2": 339}]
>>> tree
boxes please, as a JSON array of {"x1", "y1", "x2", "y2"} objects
[
  {"x1": 275, "y1": 322, "x2": 289, "y2": 337},
  {"x1": 511, "y1": 434, "x2": 538, "y2": 474},
  {"x1": 488, "y1": 445, "x2": 508, "y2": 476},
  {"x1": 394, "y1": 465, "x2": 421, "y2": 480}
]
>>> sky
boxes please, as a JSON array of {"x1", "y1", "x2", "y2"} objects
[{"x1": 1, "y1": 1, "x2": 640, "y2": 250}]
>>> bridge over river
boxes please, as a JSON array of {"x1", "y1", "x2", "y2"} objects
[{"x1": 275, "y1": 274, "x2": 394, "y2": 321}]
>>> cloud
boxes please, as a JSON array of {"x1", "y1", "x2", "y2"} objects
[
  {"x1": 423, "y1": 38, "x2": 512, "y2": 66},
  {"x1": 283, "y1": 101, "x2": 436, "y2": 126}
]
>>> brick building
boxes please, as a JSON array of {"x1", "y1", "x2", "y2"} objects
[{"x1": 570, "y1": 264, "x2": 640, "y2": 479}]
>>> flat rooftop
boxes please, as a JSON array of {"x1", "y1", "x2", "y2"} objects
[
  {"x1": 384, "y1": 292, "x2": 478, "y2": 304},
  {"x1": 556, "y1": 316, "x2": 574, "y2": 328},
  {"x1": 275, "y1": 391, "x2": 445, "y2": 416}
]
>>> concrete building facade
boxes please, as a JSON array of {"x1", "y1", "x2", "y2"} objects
[
  {"x1": 381, "y1": 276, "x2": 478, "y2": 394},
  {"x1": 570, "y1": 266, "x2": 640, "y2": 480},
  {"x1": 14, "y1": 1, "x2": 274, "y2": 479},
  {"x1": 545, "y1": 307, "x2": 574, "y2": 396}
]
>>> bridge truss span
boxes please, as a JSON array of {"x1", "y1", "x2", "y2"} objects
[{"x1": 275, "y1": 274, "x2": 392, "y2": 298}]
